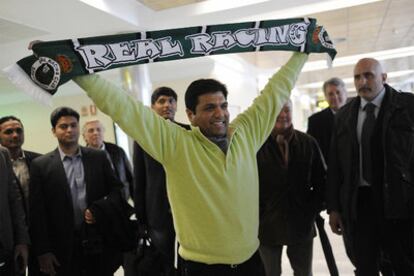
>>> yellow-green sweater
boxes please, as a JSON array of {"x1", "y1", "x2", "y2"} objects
[{"x1": 74, "y1": 52, "x2": 307, "y2": 265}]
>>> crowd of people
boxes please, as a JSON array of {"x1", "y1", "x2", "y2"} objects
[{"x1": 1, "y1": 50, "x2": 413, "y2": 276}]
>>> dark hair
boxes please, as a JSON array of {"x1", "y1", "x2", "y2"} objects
[
  {"x1": 0, "y1": 116, "x2": 22, "y2": 127},
  {"x1": 151, "y1": 87, "x2": 177, "y2": 105},
  {"x1": 50, "y1": 107, "x2": 80, "y2": 128},
  {"x1": 322, "y1": 77, "x2": 346, "y2": 94},
  {"x1": 185, "y1": 79, "x2": 228, "y2": 113}
]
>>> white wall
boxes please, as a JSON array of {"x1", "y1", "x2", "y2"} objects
[{"x1": 0, "y1": 93, "x2": 116, "y2": 154}]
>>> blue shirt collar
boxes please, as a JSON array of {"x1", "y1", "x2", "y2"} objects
[{"x1": 58, "y1": 146, "x2": 82, "y2": 161}]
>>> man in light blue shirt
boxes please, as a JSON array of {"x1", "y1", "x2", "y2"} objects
[{"x1": 30, "y1": 107, "x2": 124, "y2": 276}]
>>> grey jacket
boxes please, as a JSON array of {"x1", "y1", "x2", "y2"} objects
[{"x1": 0, "y1": 146, "x2": 29, "y2": 252}]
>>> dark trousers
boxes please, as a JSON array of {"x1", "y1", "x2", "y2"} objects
[
  {"x1": 123, "y1": 250, "x2": 140, "y2": 276},
  {"x1": 354, "y1": 187, "x2": 414, "y2": 276},
  {"x1": 2, "y1": 259, "x2": 26, "y2": 276},
  {"x1": 179, "y1": 251, "x2": 263, "y2": 276},
  {"x1": 135, "y1": 244, "x2": 178, "y2": 276},
  {"x1": 1, "y1": 261, "x2": 14, "y2": 276},
  {"x1": 259, "y1": 241, "x2": 313, "y2": 276},
  {"x1": 29, "y1": 235, "x2": 121, "y2": 276}
]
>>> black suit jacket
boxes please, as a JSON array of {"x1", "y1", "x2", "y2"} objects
[
  {"x1": 0, "y1": 147, "x2": 29, "y2": 252},
  {"x1": 104, "y1": 142, "x2": 133, "y2": 199},
  {"x1": 257, "y1": 130, "x2": 326, "y2": 245},
  {"x1": 307, "y1": 108, "x2": 334, "y2": 163},
  {"x1": 327, "y1": 84, "x2": 414, "y2": 222},
  {"x1": 16, "y1": 150, "x2": 42, "y2": 215},
  {"x1": 29, "y1": 146, "x2": 122, "y2": 274},
  {"x1": 133, "y1": 121, "x2": 190, "y2": 263},
  {"x1": 24, "y1": 150, "x2": 41, "y2": 166}
]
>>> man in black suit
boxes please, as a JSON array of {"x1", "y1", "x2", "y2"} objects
[
  {"x1": 82, "y1": 119, "x2": 133, "y2": 200},
  {"x1": 327, "y1": 58, "x2": 414, "y2": 275},
  {"x1": 0, "y1": 145, "x2": 29, "y2": 276},
  {"x1": 29, "y1": 107, "x2": 123, "y2": 276},
  {"x1": 307, "y1": 79, "x2": 348, "y2": 274},
  {"x1": 133, "y1": 87, "x2": 189, "y2": 276},
  {"x1": 0, "y1": 116, "x2": 42, "y2": 276},
  {"x1": 0, "y1": 116, "x2": 41, "y2": 214},
  {"x1": 82, "y1": 119, "x2": 135, "y2": 276},
  {"x1": 307, "y1": 77, "x2": 347, "y2": 162}
]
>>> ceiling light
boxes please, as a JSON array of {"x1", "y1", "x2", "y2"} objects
[
  {"x1": 298, "y1": 69, "x2": 414, "y2": 89},
  {"x1": 240, "y1": 0, "x2": 383, "y2": 21},
  {"x1": 194, "y1": 0, "x2": 271, "y2": 14},
  {"x1": 303, "y1": 46, "x2": 414, "y2": 72}
]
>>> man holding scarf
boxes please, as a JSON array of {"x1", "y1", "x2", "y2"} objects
[{"x1": 73, "y1": 51, "x2": 308, "y2": 275}]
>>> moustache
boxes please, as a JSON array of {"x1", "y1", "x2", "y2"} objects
[{"x1": 358, "y1": 86, "x2": 371, "y2": 93}]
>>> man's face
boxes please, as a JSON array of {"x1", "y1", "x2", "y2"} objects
[
  {"x1": 186, "y1": 92, "x2": 230, "y2": 137},
  {"x1": 0, "y1": 120, "x2": 24, "y2": 151},
  {"x1": 151, "y1": 95, "x2": 177, "y2": 121},
  {"x1": 274, "y1": 102, "x2": 292, "y2": 131},
  {"x1": 324, "y1": 84, "x2": 347, "y2": 111},
  {"x1": 52, "y1": 116, "x2": 79, "y2": 147},
  {"x1": 83, "y1": 121, "x2": 104, "y2": 149},
  {"x1": 354, "y1": 59, "x2": 387, "y2": 101}
]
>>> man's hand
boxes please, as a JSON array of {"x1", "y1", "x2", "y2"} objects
[
  {"x1": 28, "y1": 40, "x2": 42, "y2": 50},
  {"x1": 329, "y1": 211, "x2": 344, "y2": 235},
  {"x1": 14, "y1": 244, "x2": 28, "y2": 274},
  {"x1": 38, "y1": 252, "x2": 60, "y2": 276},
  {"x1": 84, "y1": 208, "x2": 96, "y2": 224}
]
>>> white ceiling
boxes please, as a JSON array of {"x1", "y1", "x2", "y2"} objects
[{"x1": 0, "y1": 0, "x2": 413, "y2": 103}]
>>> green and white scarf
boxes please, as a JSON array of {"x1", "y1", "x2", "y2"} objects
[{"x1": 3, "y1": 17, "x2": 336, "y2": 104}]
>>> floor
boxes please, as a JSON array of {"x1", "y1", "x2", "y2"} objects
[{"x1": 115, "y1": 212, "x2": 354, "y2": 275}]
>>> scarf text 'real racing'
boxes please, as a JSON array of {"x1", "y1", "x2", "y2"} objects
[{"x1": 3, "y1": 17, "x2": 336, "y2": 104}]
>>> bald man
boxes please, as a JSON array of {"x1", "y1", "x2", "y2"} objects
[{"x1": 327, "y1": 58, "x2": 414, "y2": 275}]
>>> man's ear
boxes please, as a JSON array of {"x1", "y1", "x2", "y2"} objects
[
  {"x1": 382, "y1": 73, "x2": 387, "y2": 83},
  {"x1": 51, "y1": 127, "x2": 56, "y2": 138},
  {"x1": 186, "y1": 108, "x2": 195, "y2": 124}
]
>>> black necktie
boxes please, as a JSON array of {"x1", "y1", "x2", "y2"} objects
[{"x1": 361, "y1": 103, "x2": 376, "y2": 184}]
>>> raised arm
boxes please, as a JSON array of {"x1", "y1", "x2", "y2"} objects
[
  {"x1": 74, "y1": 75, "x2": 180, "y2": 164},
  {"x1": 231, "y1": 52, "x2": 308, "y2": 150}
]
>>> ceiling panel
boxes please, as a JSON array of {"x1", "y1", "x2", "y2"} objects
[
  {"x1": 136, "y1": 0, "x2": 205, "y2": 11},
  {"x1": 0, "y1": 18, "x2": 48, "y2": 44}
]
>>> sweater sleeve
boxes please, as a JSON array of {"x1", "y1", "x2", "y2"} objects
[
  {"x1": 74, "y1": 75, "x2": 179, "y2": 164},
  {"x1": 231, "y1": 52, "x2": 307, "y2": 150}
]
